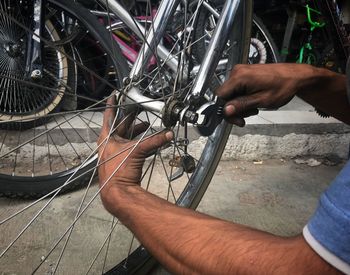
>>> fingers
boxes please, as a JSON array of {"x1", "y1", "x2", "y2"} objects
[
  {"x1": 139, "y1": 131, "x2": 174, "y2": 156},
  {"x1": 216, "y1": 65, "x2": 250, "y2": 100},
  {"x1": 216, "y1": 77, "x2": 243, "y2": 100},
  {"x1": 102, "y1": 94, "x2": 117, "y2": 134},
  {"x1": 102, "y1": 93, "x2": 142, "y2": 139},
  {"x1": 115, "y1": 111, "x2": 136, "y2": 137},
  {"x1": 98, "y1": 95, "x2": 117, "y2": 146},
  {"x1": 223, "y1": 94, "x2": 266, "y2": 117},
  {"x1": 129, "y1": 122, "x2": 150, "y2": 139}
]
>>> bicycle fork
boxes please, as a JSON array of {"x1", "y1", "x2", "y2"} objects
[{"x1": 25, "y1": 0, "x2": 45, "y2": 80}]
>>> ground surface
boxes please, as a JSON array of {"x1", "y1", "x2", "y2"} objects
[{"x1": 0, "y1": 159, "x2": 344, "y2": 274}]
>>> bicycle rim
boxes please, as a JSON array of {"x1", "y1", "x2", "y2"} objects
[
  {"x1": 250, "y1": 15, "x2": 280, "y2": 64},
  {"x1": 192, "y1": 2, "x2": 279, "y2": 65},
  {"x1": 0, "y1": 0, "x2": 252, "y2": 273}
]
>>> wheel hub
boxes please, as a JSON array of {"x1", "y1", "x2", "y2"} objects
[{"x1": 3, "y1": 41, "x2": 23, "y2": 58}]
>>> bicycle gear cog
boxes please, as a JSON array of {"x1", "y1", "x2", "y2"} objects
[{"x1": 162, "y1": 100, "x2": 184, "y2": 128}]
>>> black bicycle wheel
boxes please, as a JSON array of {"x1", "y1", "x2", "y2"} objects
[
  {"x1": 0, "y1": 2, "x2": 74, "y2": 130},
  {"x1": 250, "y1": 15, "x2": 280, "y2": 64},
  {"x1": 0, "y1": 0, "x2": 127, "y2": 198},
  {"x1": 0, "y1": 0, "x2": 252, "y2": 273}
]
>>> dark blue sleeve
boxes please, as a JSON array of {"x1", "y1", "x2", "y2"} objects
[{"x1": 307, "y1": 160, "x2": 350, "y2": 265}]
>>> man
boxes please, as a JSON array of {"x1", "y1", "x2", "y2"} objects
[{"x1": 98, "y1": 63, "x2": 350, "y2": 274}]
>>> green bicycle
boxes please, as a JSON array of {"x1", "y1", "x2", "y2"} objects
[{"x1": 296, "y1": 4, "x2": 326, "y2": 64}]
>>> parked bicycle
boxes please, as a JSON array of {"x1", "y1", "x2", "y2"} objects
[{"x1": 256, "y1": 0, "x2": 350, "y2": 72}]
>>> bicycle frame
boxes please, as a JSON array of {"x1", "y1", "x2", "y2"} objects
[
  {"x1": 97, "y1": 0, "x2": 242, "y2": 113},
  {"x1": 94, "y1": 5, "x2": 227, "y2": 78},
  {"x1": 297, "y1": 4, "x2": 325, "y2": 64}
]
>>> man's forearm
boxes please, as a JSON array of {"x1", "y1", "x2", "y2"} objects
[
  {"x1": 297, "y1": 66, "x2": 350, "y2": 125},
  {"x1": 106, "y1": 186, "x2": 340, "y2": 274}
]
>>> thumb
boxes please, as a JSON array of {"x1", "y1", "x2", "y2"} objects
[{"x1": 139, "y1": 131, "x2": 174, "y2": 156}]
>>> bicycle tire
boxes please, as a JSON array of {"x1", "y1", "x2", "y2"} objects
[
  {"x1": 250, "y1": 14, "x2": 281, "y2": 64},
  {"x1": 0, "y1": 0, "x2": 252, "y2": 273},
  {"x1": 0, "y1": 0, "x2": 128, "y2": 198},
  {"x1": 192, "y1": 1, "x2": 280, "y2": 64}
]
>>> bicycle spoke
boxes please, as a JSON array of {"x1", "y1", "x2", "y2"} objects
[
  {"x1": 158, "y1": 153, "x2": 177, "y2": 202},
  {"x1": 30, "y1": 115, "x2": 161, "y2": 272},
  {"x1": 48, "y1": 105, "x2": 123, "y2": 273},
  {"x1": 0, "y1": 112, "x2": 136, "y2": 219},
  {"x1": 0, "y1": 8, "x2": 120, "y2": 95},
  {"x1": 0, "y1": 93, "x2": 116, "y2": 158},
  {"x1": 85, "y1": 218, "x2": 119, "y2": 275},
  {"x1": 1, "y1": 112, "x2": 132, "y2": 264},
  {"x1": 11, "y1": 124, "x2": 21, "y2": 176}
]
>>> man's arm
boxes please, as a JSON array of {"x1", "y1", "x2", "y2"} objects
[
  {"x1": 105, "y1": 184, "x2": 340, "y2": 274},
  {"x1": 297, "y1": 65, "x2": 349, "y2": 124},
  {"x1": 98, "y1": 62, "x2": 349, "y2": 274},
  {"x1": 216, "y1": 64, "x2": 350, "y2": 126}
]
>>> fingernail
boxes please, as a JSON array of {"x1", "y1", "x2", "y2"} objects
[
  {"x1": 225, "y1": 105, "x2": 235, "y2": 116},
  {"x1": 165, "y1": 131, "x2": 174, "y2": 141}
]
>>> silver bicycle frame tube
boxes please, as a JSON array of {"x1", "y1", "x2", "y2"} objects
[
  {"x1": 97, "y1": 0, "x2": 179, "y2": 74},
  {"x1": 129, "y1": 0, "x2": 181, "y2": 79},
  {"x1": 190, "y1": 0, "x2": 240, "y2": 99},
  {"x1": 92, "y1": 1, "x2": 221, "y2": 76}
]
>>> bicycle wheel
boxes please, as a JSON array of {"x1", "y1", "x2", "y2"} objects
[
  {"x1": 0, "y1": 0, "x2": 127, "y2": 197},
  {"x1": 0, "y1": 7, "x2": 73, "y2": 130},
  {"x1": 250, "y1": 15, "x2": 280, "y2": 64},
  {"x1": 193, "y1": 1, "x2": 280, "y2": 64},
  {"x1": 0, "y1": 0, "x2": 252, "y2": 273}
]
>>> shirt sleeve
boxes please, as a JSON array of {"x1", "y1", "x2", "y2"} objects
[
  {"x1": 303, "y1": 160, "x2": 350, "y2": 274},
  {"x1": 346, "y1": 57, "x2": 350, "y2": 105}
]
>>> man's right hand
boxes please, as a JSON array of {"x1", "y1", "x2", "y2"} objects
[{"x1": 216, "y1": 63, "x2": 319, "y2": 126}]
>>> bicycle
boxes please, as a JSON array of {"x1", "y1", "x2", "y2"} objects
[
  {"x1": 260, "y1": 0, "x2": 350, "y2": 72},
  {"x1": 0, "y1": 0, "x2": 252, "y2": 273}
]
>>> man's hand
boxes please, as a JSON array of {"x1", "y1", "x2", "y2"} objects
[
  {"x1": 216, "y1": 64, "x2": 318, "y2": 126},
  {"x1": 97, "y1": 95, "x2": 173, "y2": 213}
]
